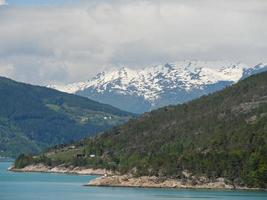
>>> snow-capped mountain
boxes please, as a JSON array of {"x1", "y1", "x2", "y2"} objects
[{"x1": 48, "y1": 61, "x2": 267, "y2": 113}]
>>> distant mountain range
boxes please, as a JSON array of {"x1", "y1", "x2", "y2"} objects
[
  {"x1": 49, "y1": 61, "x2": 267, "y2": 113},
  {"x1": 0, "y1": 77, "x2": 134, "y2": 157}
]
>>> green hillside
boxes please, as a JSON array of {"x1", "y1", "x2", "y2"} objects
[
  {"x1": 15, "y1": 72, "x2": 267, "y2": 188},
  {"x1": 0, "y1": 77, "x2": 134, "y2": 157}
]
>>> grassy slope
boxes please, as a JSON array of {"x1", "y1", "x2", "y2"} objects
[{"x1": 0, "y1": 77, "x2": 135, "y2": 157}]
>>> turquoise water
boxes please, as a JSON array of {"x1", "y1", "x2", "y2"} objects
[{"x1": 0, "y1": 162, "x2": 266, "y2": 200}]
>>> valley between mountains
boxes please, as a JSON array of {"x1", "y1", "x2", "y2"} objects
[{"x1": 0, "y1": 77, "x2": 135, "y2": 157}]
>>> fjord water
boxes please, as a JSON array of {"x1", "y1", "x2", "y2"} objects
[{"x1": 1, "y1": 162, "x2": 266, "y2": 200}]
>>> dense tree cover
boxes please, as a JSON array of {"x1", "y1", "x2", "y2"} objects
[
  {"x1": 16, "y1": 72, "x2": 267, "y2": 188},
  {"x1": 0, "y1": 77, "x2": 135, "y2": 157}
]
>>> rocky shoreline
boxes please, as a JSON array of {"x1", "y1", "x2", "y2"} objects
[
  {"x1": 10, "y1": 164, "x2": 263, "y2": 190},
  {"x1": 87, "y1": 175, "x2": 243, "y2": 190},
  {"x1": 9, "y1": 164, "x2": 112, "y2": 176}
]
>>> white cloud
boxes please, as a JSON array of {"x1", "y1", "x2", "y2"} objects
[
  {"x1": 0, "y1": 0, "x2": 6, "y2": 6},
  {"x1": 0, "y1": 0, "x2": 266, "y2": 85},
  {"x1": 0, "y1": 62, "x2": 15, "y2": 78}
]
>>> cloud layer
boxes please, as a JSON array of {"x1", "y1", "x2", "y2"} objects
[
  {"x1": 0, "y1": 0, "x2": 6, "y2": 6},
  {"x1": 0, "y1": 0, "x2": 266, "y2": 85}
]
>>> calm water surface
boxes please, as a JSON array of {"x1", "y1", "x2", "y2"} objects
[{"x1": 0, "y1": 162, "x2": 266, "y2": 200}]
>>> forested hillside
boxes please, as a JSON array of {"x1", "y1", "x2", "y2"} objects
[
  {"x1": 0, "y1": 77, "x2": 134, "y2": 157},
  {"x1": 16, "y1": 72, "x2": 267, "y2": 188}
]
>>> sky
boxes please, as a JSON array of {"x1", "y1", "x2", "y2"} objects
[{"x1": 0, "y1": 0, "x2": 266, "y2": 85}]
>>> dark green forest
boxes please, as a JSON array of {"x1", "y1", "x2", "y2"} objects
[
  {"x1": 0, "y1": 77, "x2": 134, "y2": 157},
  {"x1": 15, "y1": 72, "x2": 267, "y2": 188}
]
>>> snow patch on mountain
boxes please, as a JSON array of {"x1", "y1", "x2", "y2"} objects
[
  {"x1": 49, "y1": 61, "x2": 249, "y2": 99},
  {"x1": 48, "y1": 61, "x2": 267, "y2": 113}
]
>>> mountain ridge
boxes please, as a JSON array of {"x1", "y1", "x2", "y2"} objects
[{"x1": 49, "y1": 61, "x2": 267, "y2": 113}]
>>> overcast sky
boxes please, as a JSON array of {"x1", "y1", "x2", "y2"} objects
[{"x1": 0, "y1": 0, "x2": 266, "y2": 85}]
